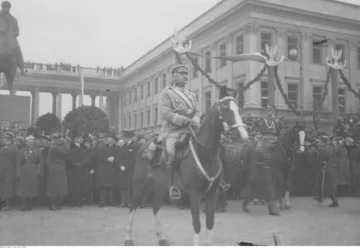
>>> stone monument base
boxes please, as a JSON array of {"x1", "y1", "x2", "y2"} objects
[{"x1": 0, "y1": 95, "x2": 31, "y2": 128}]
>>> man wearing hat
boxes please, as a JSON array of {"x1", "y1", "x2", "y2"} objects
[
  {"x1": 16, "y1": 135, "x2": 43, "y2": 211},
  {"x1": 37, "y1": 134, "x2": 51, "y2": 206},
  {"x1": 0, "y1": 131, "x2": 17, "y2": 210},
  {"x1": 116, "y1": 130, "x2": 139, "y2": 207},
  {"x1": 0, "y1": 1, "x2": 25, "y2": 75},
  {"x1": 144, "y1": 63, "x2": 201, "y2": 200},
  {"x1": 94, "y1": 132, "x2": 120, "y2": 207}
]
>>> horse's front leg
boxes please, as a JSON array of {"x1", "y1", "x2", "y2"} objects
[
  {"x1": 204, "y1": 188, "x2": 219, "y2": 245},
  {"x1": 284, "y1": 190, "x2": 290, "y2": 209},
  {"x1": 189, "y1": 190, "x2": 201, "y2": 246},
  {"x1": 152, "y1": 184, "x2": 169, "y2": 246},
  {"x1": 124, "y1": 208, "x2": 137, "y2": 246}
]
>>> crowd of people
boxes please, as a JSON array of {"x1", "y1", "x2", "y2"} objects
[
  {"x1": 23, "y1": 61, "x2": 125, "y2": 76},
  {"x1": 0, "y1": 127, "x2": 148, "y2": 212}
]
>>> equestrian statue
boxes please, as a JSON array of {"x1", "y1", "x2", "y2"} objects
[{"x1": 0, "y1": 1, "x2": 25, "y2": 96}]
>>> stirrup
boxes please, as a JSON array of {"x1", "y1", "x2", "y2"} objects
[
  {"x1": 220, "y1": 180, "x2": 230, "y2": 192},
  {"x1": 169, "y1": 186, "x2": 181, "y2": 200}
]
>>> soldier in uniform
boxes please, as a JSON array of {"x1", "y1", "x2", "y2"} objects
[
  {"x1": 144, "y1": 64, "x2": 201, "y2": 200},
  {"x1": 16, "y1": 135, "x2": 43, "y2": 211},
  {"x1": 46, "y1": 133, "x2": 71, "y2": 210},
  {"x1": 38, "y1": 135, "x2": 51, "y2": 206},
  {"x1": 0, "y1": 131, "x2": 17, "y2": 210},
  {"x1": 0, "y1": 1, "x2": 25, "y2": 75},
  {"x1": 116, "y1": 130, "x2": 139, "y2": 207}
]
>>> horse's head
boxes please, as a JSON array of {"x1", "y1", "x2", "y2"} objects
[
  {"x1": 216, "y1": 86, "x2": 249, "y2": 140},
  {"x1": 282, "y1": 121, "x2": 306, "y2": 152}
]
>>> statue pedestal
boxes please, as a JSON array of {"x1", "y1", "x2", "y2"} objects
[{"x1": 0, "y1": 95, "x2": 31, "y2": 128}]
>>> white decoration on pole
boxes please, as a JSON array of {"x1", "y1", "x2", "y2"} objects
[
  {"x1": 171, "y1": 29, "x2": 192, "y2": 54},
  {"x1": 326, "y1": 48, "x2": 346, "y2": 70}
]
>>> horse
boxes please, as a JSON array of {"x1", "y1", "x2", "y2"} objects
[
  {"x1": 123, "y1": 86, "x2": 249, "y2": 246},
  {"x1": 0, "y1": 32, "x2": 21, "y2": 96},
  {"x1": 241, "y1": 122, "x2": 305, "y2": 215}
]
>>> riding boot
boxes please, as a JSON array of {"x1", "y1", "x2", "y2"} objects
[
  {"x1": 242, "y1": 199, "x2": 251, "y2": 213},
  {"x1": 108, "y1": 188, "x2": 115, "y2": 206},
  {"x1": 27, "y1": 198, "x2": 33, "y2": 211},
  {"x1": 166, "y1": 166, "x2": 181, "y2": 201},
  {"x1": 99, "y1": 188, "x2": 106, "y2": 208},
  {"x1": 49, "y1": 197, "x2": 56, "y2": 210},
  {"x1": 329, "y1": 194, "x2": 339, "y2": 208},
  {"x1": 20, "y1": 198, "x2": 27, "y2": 212},
  {"x1": 268, "y1": 200, "x2": 280, "y2": 216}
]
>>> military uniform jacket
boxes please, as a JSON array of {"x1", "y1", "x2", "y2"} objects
[
  {"x1": 16, "y1": 147, "x2": 43, "y2": 197},
  {"x1": 159, "y1": 85, "x2": 201, "y2": 140},
  {"x1": 116, "y1": 141, "x2": 140, "y2": 189},
  {"x1": 0, "y1": 145, "x2": 17, "y2": 199}
]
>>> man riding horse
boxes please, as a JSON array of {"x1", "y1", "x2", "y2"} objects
[
  {"x1": 144, "y1": 63, "x2": 201, "y2": 200},
  {"x1": 257, "y1": 104, "x2": 283, "y2": 140},
  {"x1": 0, "y1": 1, "x2": 25, "y2": 75}
]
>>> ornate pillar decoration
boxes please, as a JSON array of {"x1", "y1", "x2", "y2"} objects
[
  {"x1": 31, "y1": 88, "x2": 40, "y2": 124},
  {"x1": 71, "y1": 93, "x2": 77, "y2": 110}
]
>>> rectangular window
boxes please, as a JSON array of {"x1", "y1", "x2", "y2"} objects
[
  {"x1": 123, "y1": 117, "x2": 126, "y2": 129},
  {"x1": 147, "y1": 109, "x2": 151, "y2": 126},
  {"x1": 287, "y1": 84, "x2": 298, "y2": 109},
  {"x1": 128, "y1": 91, "x2": 131, "y2": 104},
  {"x1": 312, "y1": 44, "x2": 322, "y2": 64},
  {"x1": 261, "y1": 81, "x2": 268, "y2": 108},
  {"x1": 312, "y1": 86, "x2": 322, "y2": 107},
  {"x1": 261, "y1": 32, "x2": 272, "y2": 53},
  {"x1": 162, "y1": 73, "x2": 167, "y2": 88},
  {"x1": 288, "y1": 36, "x2": 298, "y2": 61},
  {"x1": 192, "y1": 57, "x2": 199, "y2": 78},
  {"x1": 338, "y1": 88, "x2": 346, "y2": 113},
  {"x1": 236, "y1": 36, "x2": 243, "y2": 55},
  {"x1": 205, "y1": 51, "x2": 212, "y2": 73},
  {"x1": 205, "y1": 91, "x2": 211, "y2": 111},
  {"x1": 237, "y1": 82, "x2": 244, "y2": 109},
  {"x1": 147, "y1": 81, "x2": 151, "y2": 97},
  {"x1": 335, "y1": 44, "x2": 345, "y2": 63},
  {"x1": 140, "y1": 84, "x2": 144, "y2": 99},
  {"x1": 154, "y1": 78, "x2": 158, "y2": 94},
  {"x1": 140, "y1": 110, "x2": 144, "y2": 127},
  {"x1": 134, "y1": 87, "x2": 137, "y2": 102},
  {"x1": 358, "y1": 47, "x2": 360, "y2": 69},
  {"x1": 154, "y1": 106, "x2": 158, "y2": 125},
  {"x1": 219, "y1": 44, "x2": 227, "y2": 67},
  {"x1": 134, "y1": 112, "x2": 137, "y2": 129}
]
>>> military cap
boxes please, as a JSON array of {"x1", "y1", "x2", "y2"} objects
[
  {"x1": 319, "y1": 135, "x2": 329, "y2": 144},
  {"x1": 122, "y1": 130, "x2": 135, "y2": 138},
  {"x1": 2, "y1": 131, "x2": 14, "y2": 139},
  {"x1": 171, "y1": 64, "x2": 188, "y2": 75},
  {"x1": 25, "y1": 135, "x2": 35, "y2": 141},
  {"x1": 1, "y1": 1, "x2": 11, "y2": 8}
]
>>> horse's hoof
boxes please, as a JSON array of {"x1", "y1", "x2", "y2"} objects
[
  {"x1": 124, "y1": 239, "x2": 134, "y2": 246},
  {"x1": 158, "y1": 239, "x2": 169, "y2": 246}
]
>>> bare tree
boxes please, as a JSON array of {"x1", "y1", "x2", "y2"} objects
[{"x1": 302, "y1": 98, "x2": 330, "y2": 131}]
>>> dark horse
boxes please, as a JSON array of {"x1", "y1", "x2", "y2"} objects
[
  {"x1": 0, "y1": 32, "x2": 21, "y2": 96},
  {"x1": 124, "y1": 86, "x2": 249, "y2": 246},
  {"x1": 241, "y1": 122, "x2": 305, "y2": 215}
]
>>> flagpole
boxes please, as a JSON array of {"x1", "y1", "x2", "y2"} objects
[{"x1": 80, "y1": 69, "x2": 84, "y2": 106}]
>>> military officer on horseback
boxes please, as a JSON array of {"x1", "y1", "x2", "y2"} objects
[
  {"x1": 144, "y1": 63, "x2": 201, "y2": 200},
  {"x1": 258, "y1": 104, "x2": 283, "y2": 140},
  {"x1": 0, "y1": 1, "x2": 25, "y2": 75}
]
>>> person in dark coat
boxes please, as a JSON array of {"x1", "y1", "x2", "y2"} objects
[
  {"x1": 67, "y1": 132, "x2": 92, "y2": 207},
  {"x1": 116, "y1": 130, "x2": 139, "y2": 207},
  {"x1": 16, "y1": 135, "x2": 43, "y2": 211},
  {"x1": 46, "y1": 134, "x2": 71, "y2": 210},
  {"x1": 94, "y1": 133, "x2": 120, "y2": 208},
  {"x1": 83, "y1": 137, "x2": 96, "y2": 204},
  {"x1": 0, "y1": 132, "x2": 17, "y2": 210},
  {"x1": 38, "y1": 135, "x2": 51, "y2": 206},
  {"x1": 313, "y1": 136, "x2": 339, "y2": 207}
]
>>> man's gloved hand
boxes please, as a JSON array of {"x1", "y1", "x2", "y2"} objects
[
  {"x1": 176, "y1": 115, "x2": 191, "y2": 126},
  {"x1": 107, "y1": 156, "x2": 114, "y2": 163},
  {"x1": 190, "y1": 118, "x2": 200, "y2": 129}
]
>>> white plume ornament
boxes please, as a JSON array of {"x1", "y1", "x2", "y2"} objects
[
  {"x1": 171, "y1": 29, "x2": 192, "y2": 54},
  {"x1": 326, "y1": 48, "x2": 346, "y2": 70}
]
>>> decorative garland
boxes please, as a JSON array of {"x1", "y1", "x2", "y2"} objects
[
  {"x1": 313, "y1": 69, "x2": 331, "y2": 112},
  {"x1": 339, "y1": 69, "x2": 360, "y2": 100}
]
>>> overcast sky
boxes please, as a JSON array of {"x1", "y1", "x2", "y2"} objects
[{"x1": 0, "y1": 0, "x2": 359, "y2": 121}]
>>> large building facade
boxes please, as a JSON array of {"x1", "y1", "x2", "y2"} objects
[{"x1": 117, "y1": 0, "x2": 360, "y2": 135}]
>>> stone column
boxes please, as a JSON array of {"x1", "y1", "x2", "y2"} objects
[
  {"x1": 348, "y1": 40, "x2": 358, "y2": 113},
  {"x1": 244, "y1": 23, "x2": 261, "y2": 109},
  {"x1": 31, "y1": 88, "x2": 40, "y2": 123},
  {"x1": 99, "y1": 91, "x2": 104, "y2": 111},
  {"x1": 52, "y1": 92, "x2": 56, "y2": 114},
  {"x1": 275, "y1": 28, "x2": 287, "y2": 110},
  {"x1": 90, "y1": 95, "x2": 96, "y2": 107},
  {"x1": 300, "y1": 32, "x2": 311, "y2": 117},
  {"x1": 56, "y1": 89, "x2": 62, "y2": 120},
  {"x1": 331, "y1": 68, "x2": 339, "y2": 129},
  {"x1": 71, "y1": 93, "x2": 77, "y2": 110},
  {"x1": 326, "y1": 39, "x2": 336, "y2": 111},
  {"x1": 118, "y1": 92, "x2": 123, "y2": 131}
]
